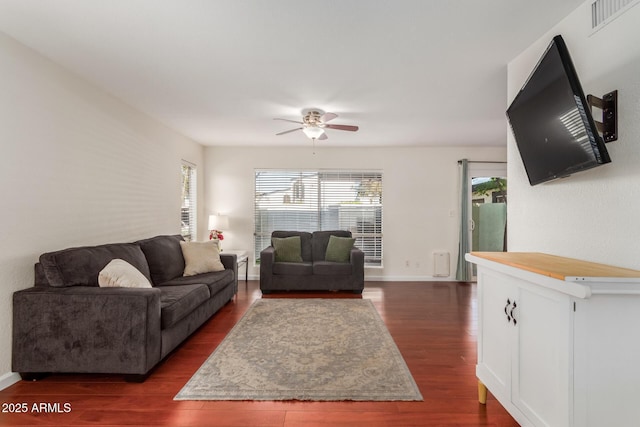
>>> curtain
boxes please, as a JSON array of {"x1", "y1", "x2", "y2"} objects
[{"x1": 456, "y1": 159, "x2": 472, "y2": 281}]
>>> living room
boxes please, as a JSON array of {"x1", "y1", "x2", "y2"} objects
[{"x1": 1, "y1": 1, "x2": 639, "y2": 425}]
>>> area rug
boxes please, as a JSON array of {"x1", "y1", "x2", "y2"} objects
[{"x1": 174, "y1": 298, "x2": 422, "y2": 401}]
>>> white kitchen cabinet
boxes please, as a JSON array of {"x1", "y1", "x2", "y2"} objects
[{"x1": 466, "y1": 252, "x2": 640, "y2": 427}]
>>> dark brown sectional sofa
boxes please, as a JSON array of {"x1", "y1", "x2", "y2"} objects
[{"x1": 12, "y1": 235, "x2": 237, "y2": 381}]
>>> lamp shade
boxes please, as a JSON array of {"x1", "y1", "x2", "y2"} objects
[
  {"x1": 302, "y1": 126, "x2": 325, "y2": 140},
  {"x1": 208, "y1": 214, "x2": 229, "y2": 230}
]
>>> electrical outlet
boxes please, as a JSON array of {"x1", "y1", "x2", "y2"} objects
[{"x1": 405, "y1": 260, "x2": 410, "y2": 267}]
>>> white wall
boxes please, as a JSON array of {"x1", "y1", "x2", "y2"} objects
[
  {"x1": 204, "y1": 145, "x2": 506, "y2": 281},
  {"x1": 507, "y1": 1, "x2": 640, "y2": 269},
  {"x1": 0, "y1": 33, "x2": 205, "y2": 385}
]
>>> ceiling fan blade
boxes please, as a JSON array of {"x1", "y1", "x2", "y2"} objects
[
  {"x1": 318, "y1": 132, "x2": 328, "y2": 140},
  {"x1": 324, "y1": 124, "x2": 359, "y2": 132},
  {"x1": 274, "y1": 118, "x2": 304, "y2": 124},
  {"x1": 276, "y1": 127, "x2": 303, "y2": 136},
  {"x1": 320, "y1": 112, "x2": 338, "y2": 123}
]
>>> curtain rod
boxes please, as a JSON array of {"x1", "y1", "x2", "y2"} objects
[{"x1": 457, "y1": 160, "x2": 507, "y2": 164}]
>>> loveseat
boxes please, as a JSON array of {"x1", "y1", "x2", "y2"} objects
[
  {"x1": 260, "y1": 230, "x2": 364, "y2": 294},
  {"x1": 12, "y1": 234, "x2": 237, "y2": 381}
]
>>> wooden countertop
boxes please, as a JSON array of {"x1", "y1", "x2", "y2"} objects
[{"x1": 469, "y1": 252, "x2": 640, "y2": 281}]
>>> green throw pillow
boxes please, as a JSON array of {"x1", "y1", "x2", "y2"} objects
[
  {"x1": 272, "y1": 236, "x2": 303, "y2": 263},
  {"x1": 325, "y1": 235, "x2": 356, "y2": 263}
]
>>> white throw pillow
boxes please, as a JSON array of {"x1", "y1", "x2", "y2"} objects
[
  {"x1": 98, "y1": 259, "x2": 152, "y2": 288},
  {"x1": 180, "y1": 240, "x2": 225, "y2": 276}
]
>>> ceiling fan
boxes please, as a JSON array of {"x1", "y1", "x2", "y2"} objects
[{"x1": 274, "y1": 108, "x2": 359, "y2": 140}]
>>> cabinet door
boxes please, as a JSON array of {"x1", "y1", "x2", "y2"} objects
[
  {"x1": 512, "y1": 282, "x2": 572, "y2": 427},
  {"x1": 476, "y1": 269, "x2": 515, "y2": 400}
]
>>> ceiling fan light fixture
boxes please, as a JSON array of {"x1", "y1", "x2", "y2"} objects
[
  {"x1": 274, "y1": 110, "x2": 357, "y2": 140},
  {"x1": 302, "y1": 126, "x2": 325, "y2": 140}
]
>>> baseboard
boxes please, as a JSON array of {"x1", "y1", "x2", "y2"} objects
[
  {"x1": 0, "y1": 371, "x2": 21, "y2": 391},
  {"x1": 364, "y1": 276, "x2": 455, "y2": 282},
  {"x1": 247, "y1": 275, "x2": 459, "y2": 282}
]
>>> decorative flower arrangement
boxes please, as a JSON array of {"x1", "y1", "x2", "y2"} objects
[{"x1": 209, "y1": 230, "x2": 224, "y2": 241}]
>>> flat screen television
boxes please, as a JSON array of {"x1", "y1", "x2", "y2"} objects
[{"x1": 506, "y1": 35, "x2": 611, "y2": 186}]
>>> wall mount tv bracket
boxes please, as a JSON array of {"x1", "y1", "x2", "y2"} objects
[{"x1": 587, "y1": 90, "x2": 618, "y2": 142}]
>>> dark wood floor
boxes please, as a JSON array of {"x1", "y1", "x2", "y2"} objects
[{"x1": 0, "y1": 281, "x2": 519, "y2": 426}]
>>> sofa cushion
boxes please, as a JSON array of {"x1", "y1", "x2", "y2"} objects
[
  {"x1": 159, "y1": 269, "x2": 234, "y2": 296},
  {"x1": 325, "y1": 235, "x2": 356, "y2": 263},
  {"x1": 312, "y1": 230, "x2": 353, "y2": 262},
  {"x1": 180, "y1": 240, "x2": 225, "y2": 276},
  {"x1": 272, "y1": 231, "x2": 313, "y2": 262},
  {"x1": 313, "y1": 261, "x2": 354, "y2": 276},
  {"x1": 98, "y1": 259, "x2": 153, "y2": 288},
  {"x1": 136, "y1": 235, "x2": 185, "y2": 285},
  {"x1": 158, "y1": 284, "x2": 210, "y2": 329},
  {"x1": 272, "y1": 236, "x2": 303, "y2": 263},
  {"x1": 39, "y1": 243, "x2": 151, "y2": 288},
  {"x1": 273, "y1": 262, "x2": 313, "y2": 276}
]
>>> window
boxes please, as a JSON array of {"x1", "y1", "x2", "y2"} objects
[
  {"x1": 181, "y1": 162, "x2": 197, "y2": 241},
  {"x1": 254, "y1": 170, "x2": 383, "y2": 266}
]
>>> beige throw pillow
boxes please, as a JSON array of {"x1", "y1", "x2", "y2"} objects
[
  {"x1": 180, "y1": 240, "x2": 225, "y2": 276},
  {"x1": 98, "y1": 259, "x2": 153, "y2": 288}
]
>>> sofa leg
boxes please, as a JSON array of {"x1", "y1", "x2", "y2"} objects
[
  {"x1": 20, "y1": 372, "x2": 49, "y2": 381},
  {"x1": 261, "y1": 290, "x2": 271, "y2": 295},
  {"x1": 353, "y1": 289, "x2": 363, "y2": 294},
  {"x1": 125, "y1": 373, "x2": 150, "y2": 383}
]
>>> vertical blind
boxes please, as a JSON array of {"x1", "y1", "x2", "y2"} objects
[
  {"x1": 181, "y1": 162, "x2": 197, "y2": 241},
  {"x1": 254, "y1": 169, "x2": 383, "y2": 266}
]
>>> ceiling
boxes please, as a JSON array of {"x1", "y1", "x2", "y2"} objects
[{"x1": 0, "y1": 0, "x2": 585, "y2": 147}]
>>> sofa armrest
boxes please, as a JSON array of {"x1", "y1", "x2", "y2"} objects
[
  {"x1": 259, "y1": 246, "x2": 275, "y2": 289},
  {"x1": 219, "y1": 253, "x2": 236, "y2": 271},
  {"x1": 219, "y1": 253, "x2": 238, "y2": 293},
  {"x1": 13, "y1": 286, "x2": 162, "y2": 376},
  {"x1": 260, "y1": 246, "x2": 275, "y2": 269},
  {"x1": 350, "y1": 247, "x2": 365, "y2": 284}
]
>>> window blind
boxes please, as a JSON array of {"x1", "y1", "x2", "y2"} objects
[
  {"x1": 254, "y1": 169, "x2": 383, "y2": 266},
  {"x1": 181, "y1": 162, "x2": 197, "y2": 241}
]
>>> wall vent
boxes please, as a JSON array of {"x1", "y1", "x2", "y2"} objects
[
  {"x1": 433, "y1": 252, "x2": 450, "y2": 277},
  {"x1": 591, "y1": 0, "x2": 640, "y2": 30}
]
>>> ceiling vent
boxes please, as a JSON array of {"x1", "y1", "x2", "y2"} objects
[{"x1": 591, "y1": 0, "x2": 640, "y2": 30}]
